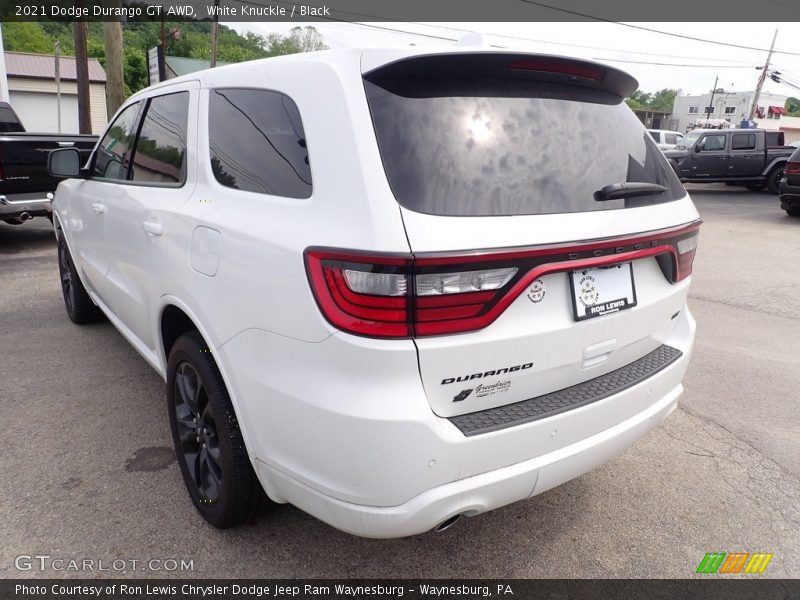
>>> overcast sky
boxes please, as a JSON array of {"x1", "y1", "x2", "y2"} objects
[{"x1": 228, "y1": 21, "x2": 800, "y2": 98}]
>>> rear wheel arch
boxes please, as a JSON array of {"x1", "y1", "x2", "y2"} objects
[{"x1": 161, "y1": 304, "x2": 200, "y2": 362}]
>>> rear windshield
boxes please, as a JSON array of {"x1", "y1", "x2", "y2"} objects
[
  {"x1": 364, "y1": 77, "x2": 685, "y2": 216},
  {"x1": 0, "y1": 106, "x2": 24, "y2": 133}
]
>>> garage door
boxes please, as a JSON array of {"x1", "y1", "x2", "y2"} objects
[{"x1": 9, "y1": 91, "x2": 80, "y2": 134}]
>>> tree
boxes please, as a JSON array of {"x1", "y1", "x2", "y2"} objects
[
  {"x1": 625, "y1": 88, "x2": 678, "y2": 113},
  {"x1": 1, "y1": 21, "x2": 328, "y2": 98},
  {"x1": 786, "y1": 97, "x2": 800, "y2": 115}
]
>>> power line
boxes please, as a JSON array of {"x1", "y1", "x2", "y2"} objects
[
  {"x1": 517, "y1": 0, "x2": 800, "y2": 57},
  {"x1": 590, "y1": 57, "x2": 756, "y2": 68},
  {"x1": 409, "y1": 22, "x2": 757, "y2": 65}
]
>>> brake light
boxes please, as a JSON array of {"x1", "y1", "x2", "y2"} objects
[
  {"x1": 785, "y1": 161, "x2": 800, "y2": 175},
  {"x1": 305, "y1": 222, "x2": 700, "y2": 339},
  {"x1": 506, "y1": 59, "x2": 606, "y2": 81}
]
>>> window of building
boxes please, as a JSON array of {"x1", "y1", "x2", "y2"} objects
[
  {"x1": 208, "y1": 88, "x2": 312, "y2": 199},
  {"x1": 688, "y1": 106, "x2": 699, "y2": 114},
  {"x1": 724, "y1": 106, "x2": 736, "y2": 115},
  {"x1": 131, "y1": 92, "x2": 189, "y2": 185}
]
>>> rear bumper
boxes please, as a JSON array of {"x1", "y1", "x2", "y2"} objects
[
  {"x1": 253, "y1": 384, "x2": 680, "y2": 538},
  {"x1": 221, "y1": 306, "x2": 695, "y2": 538},
  {"x1": 778, "y1": 181, "x2": 800, "y2": 209},
  {"x1": 0, "y1": 193, "x2": 53, "y2": 218}
]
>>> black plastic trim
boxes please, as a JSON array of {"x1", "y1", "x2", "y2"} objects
[{"x1": 449, "y1": 344, "x2": 683, "y2": 437}]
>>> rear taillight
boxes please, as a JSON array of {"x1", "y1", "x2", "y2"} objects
[
  {"x1": 305, "y1": 221, "x2": 701, "y2": 339},
  {"x1": 675, "y1": 232, "x2": 699, "y2": 282},
  {"x1": 785, "y1": 161, "x2": 800, "y2": 175}
]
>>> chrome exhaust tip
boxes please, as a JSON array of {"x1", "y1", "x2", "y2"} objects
[
  {"x1": 434, "y1": 514, "x2": 462, "y2": 533},
  {"x1": 19, "y1": 212, "x2": 32, "y2": 222}
]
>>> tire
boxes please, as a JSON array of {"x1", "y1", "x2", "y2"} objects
[
  {"x1": 167, "y1": 331, "x2": 270, "y2": 528},
  {"x1": 766, "y1": 166, "x2": 784, "y2": 195},
  {"x1": 786, "y1": 207, "x2": 800, "y2": 217},
  {"x1": 57, "y1": 237, "x2": 103, "y2": 324},
  {"x1": 745, "y1": 181, "x2": 765, "y2": 191}
]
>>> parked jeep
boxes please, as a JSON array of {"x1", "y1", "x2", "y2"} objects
[{"x1": 663, "y1": 128, "x2": 793, "y2": 193}]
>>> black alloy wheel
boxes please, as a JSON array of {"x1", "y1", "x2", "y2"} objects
[{"x1": 167, "y1": 332, "x2": 271, "y2": 528}]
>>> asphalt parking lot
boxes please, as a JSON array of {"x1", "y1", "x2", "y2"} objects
[{"x1": 1, "y1": 185, "x2": 798, "y2": 579}]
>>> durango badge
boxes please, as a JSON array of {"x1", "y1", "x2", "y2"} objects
[{"x1": 441, "y1": 362, "x2": 533, "y2": 385}]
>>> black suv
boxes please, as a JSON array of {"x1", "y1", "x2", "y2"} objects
[{"x1": 779, "y1": 147, "x2": 800, "y2": 217}]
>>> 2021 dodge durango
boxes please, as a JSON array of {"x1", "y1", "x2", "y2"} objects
[{"x1": 48, "y1": 48, "x2": 700, "y2": 538}]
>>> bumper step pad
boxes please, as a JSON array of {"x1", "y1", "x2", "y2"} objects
[{"x1": 450, "y1": 344, "x2": 683, "y2": 437}]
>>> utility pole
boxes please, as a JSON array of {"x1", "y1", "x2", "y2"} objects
[
  {"x1": 0, "y1": 24, "x2": 10, "y2": 103},
  {"x1": 210, "y1": 0, "x2": 220, "y2": 67},
  {"x1": 73, "y1": 17, "x2": 92, "y2": 134},
  {"x1": 103, "y1": 3, "x2": 125, "y2": 117},
  {"x1": 55, "y1": 41, "x2": 61, "y2": 133},
  {"x1": 708, "y1": 76, "x2": 719, "y2": 123},
  {"x1": 749, "y1": 29, "x2": 778, "y2": 122}
]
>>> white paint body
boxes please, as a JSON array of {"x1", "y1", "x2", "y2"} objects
[{"x1": 53, "y1": 47, "x2": 699, "y2": 538}]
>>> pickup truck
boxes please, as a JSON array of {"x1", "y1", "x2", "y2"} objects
[
  {"x1": 663, "y1": 128, "x2": 794, "y2": 194},
  {"x1": 0, "y1": 101, "x2": 97, "y2": 225}
]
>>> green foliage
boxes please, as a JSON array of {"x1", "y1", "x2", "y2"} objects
[
  {"x1": 2, "y1": 21, "x2": 327, "y2": 98},
  {"x1": 626, "y1": 88, "x2": 678, "y2": 113},
  {"x1": 786, "y1": 97, "x2": 800, "y2": 116}
]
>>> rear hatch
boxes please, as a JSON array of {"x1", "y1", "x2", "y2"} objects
[{"x1": 363, "y1": 52, "x2": 700, "y2": 418}]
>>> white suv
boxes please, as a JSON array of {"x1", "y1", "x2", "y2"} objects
[{"x1": 48, "y1": 48, "x2": 700, "y2": 538}]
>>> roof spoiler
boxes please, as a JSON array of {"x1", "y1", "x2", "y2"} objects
[{"x1": 363, "y1": 52, "x2": 639, "y2": 99}]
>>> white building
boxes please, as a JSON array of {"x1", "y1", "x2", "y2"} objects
[
  {"x1": 671, "y1": 90, "x2": 790, "y2": 135},
  {"x1": 4, "y1": 51, "x2": 107, "y2": 134}
]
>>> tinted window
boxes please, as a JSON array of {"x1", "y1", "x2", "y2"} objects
[
  {"x1": 93, "y1": 102, "x2": 140, "y2": 180},
  {"x1": 648, "y1": 131, "x2": 659, "y2": 142},
  {"x1": 208, "y1": 88, "x2": 311, "y2": 198},
  {"x1": 731, "y1": 133, "x2": 756, "y2": 150},
  {"x1": 364, "y1": 78, "x2": 684, "y2": 216},
  {"x1": 131, "y1": 92, "x2": 189, "y2": 185},
  {"x1": 700, "y1": 135, "x2": 726, "y2": 151},
  {"x1": 0, "y1": 105, "x2": 24, "y2": 132}
]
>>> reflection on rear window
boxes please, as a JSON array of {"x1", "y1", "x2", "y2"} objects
[{"x1": 364, "y1": 78, "x2": 685, "y2": 216}]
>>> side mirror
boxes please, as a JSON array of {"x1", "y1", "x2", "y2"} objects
[
  {"x1": 48, "y1": 147, "x2": 83, "y2": 178},
  {"x1": 694, "y1": 144, "x2": 702, "y2": 153}
]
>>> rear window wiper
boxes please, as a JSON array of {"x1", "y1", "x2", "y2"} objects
[{"x1": 594, "y1": 182, "x2": 667, "y2": 201}]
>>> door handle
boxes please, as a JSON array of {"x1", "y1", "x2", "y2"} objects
[
  {"x1": 141, "y1": 221, "x2": 163, "y2": 236},
  {"x1": 91, "y1": 202, "x2": 107, "y2": 214}
]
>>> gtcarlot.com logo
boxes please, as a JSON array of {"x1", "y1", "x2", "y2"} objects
[
  {"x1": 15, "y1": 554, "x2": 194, "y2": 572},
  {"x1": 696, "y1": 552, "x2": 773, "y2": 574}
]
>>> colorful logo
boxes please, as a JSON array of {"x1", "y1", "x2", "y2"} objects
[{"x1": 696, "y1": 552, "x2": 773, "y2": 574}]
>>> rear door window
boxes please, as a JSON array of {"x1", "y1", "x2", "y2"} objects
[
  {"x1": 208, "y1": 88, "x2": 311, "y2": 199},
  {"x1": 131, "y1": 92, "x2": 189, "y2": 185},
  {"x1": 364, "y1": 72, "x2": 684, "y2": 216},
  {"x1": 731, "y1": 133, "x2": 756, "y2": 150}
]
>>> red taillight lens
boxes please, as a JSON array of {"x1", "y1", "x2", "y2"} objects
[
  {"x1": 305, "y1": 250, "x2": 412, "y2": 338},
  {"x1": 305, "y1": 222, "x2": 700, "y2": 339},
  {"x1": 785, "y1": 161, "x2": 800, "y2": 175},
  {"x1": 674, "y1": 232, "x2": 699, "y2": 282}
]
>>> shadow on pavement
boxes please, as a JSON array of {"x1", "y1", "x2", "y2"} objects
[{"x1": 0, "y1": 218, "x2": 56, "y2": 255}]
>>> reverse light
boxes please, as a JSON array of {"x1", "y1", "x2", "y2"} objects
[
  {"x1": 344, "y1": 269, "x2": 407, "y2": 296},
  {"x1": 415, "y1": 268, "x2": 517, "y2": 296},
  {"x1": 676, "y1": 234, "x2": 699, "y2": 255}
]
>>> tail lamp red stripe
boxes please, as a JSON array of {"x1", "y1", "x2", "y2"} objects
[{"x1": 305, "y1": 221, "x2": 700, "y2": 339}]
